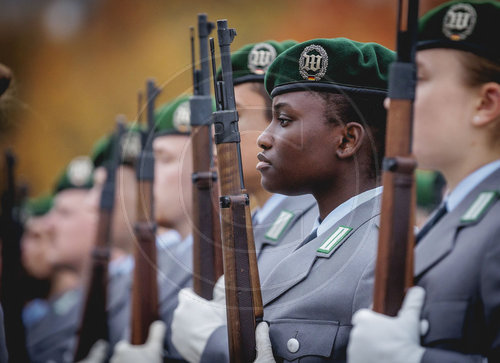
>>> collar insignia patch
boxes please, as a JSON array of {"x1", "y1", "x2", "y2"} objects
[
  {"x1": 317, "y1": 225, "x2": 352, "y2": 254},
  {"x1": 265, "y1": 210, "x2": 295, "y2": 241},
  {"x1": 460, "y1": 191, "x2": 498, "y2": 223}
]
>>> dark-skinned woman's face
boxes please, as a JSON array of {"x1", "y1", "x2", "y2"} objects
[{"x1": 257, "y1": 91, "x2": 343, "y2": 195}]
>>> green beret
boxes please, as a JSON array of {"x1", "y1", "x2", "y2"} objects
[
  {"x1": 264, "y1": 38, "x2": 395, "y2": 98},
  {"x1": 154, "y1": 95, "x2": 192, "y2": 136},
  {"x1": 54, "y1": 156, "x2": 94, "y2": 193},
  {"x1": 91, "y1": 124, "x2": 144, "y2": 168},
  {"x1": 217, "y1": 40, "x2": 297, "y2": 85},
  {"x1": 24, "y1": 194, "x2": 54, "y2": 218},
  {"x1": 416, "y1": 169, "x2": 446, "y2": 211},
  {"x1": 418, "y1": 1, "x2": 500, "y2": 64}
]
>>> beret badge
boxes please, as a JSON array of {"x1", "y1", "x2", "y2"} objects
[
  {"x1": 120, "y1": 131, "x2": 142, "y2": 163},
  {"x1": 299, "y1": 44, "x2": 328, "y2": 81},
  {"x1": 248, "y1": 42, "x2": 277, "y2": 75},
  {"x1": 67, "y1": 156, "x2": 93, "y2": 187},
  {"x1": 173, "y1": 100, "x2": 191, "y2": 133},
  {"x1": 442, "y1": 3, "x2": 477, "y2": 41}
]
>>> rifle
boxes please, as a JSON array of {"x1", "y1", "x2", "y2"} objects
[
  {"x1": 130, "y1": 79, "x2": 160, "y2": 344},
  {"x1": 190, "y1": 14, "x2": 223, "y2": 300},
  {"x1": 210, "y1": 20, "x2": 263, "y2": 362},
  {"x1": 74, "y1": 120, "x2": 125, "y2": 360},
  {"x1": 372, "y1": 0, "x2": 419, "y2": 316},
  {"x1": 0, "y1": 150, "x2": 29, "y2": 362}
]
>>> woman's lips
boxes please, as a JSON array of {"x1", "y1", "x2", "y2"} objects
[{"x1": 256, "y1": 152, "x2": 272, "y2": 171}]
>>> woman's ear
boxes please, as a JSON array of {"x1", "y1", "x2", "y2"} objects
[
  {"x1": 473, "y1": 82, "x2": 500, "y2": 127},
  {"x1": 336, "y1": 122, "x2": 365, "y2": 159}
]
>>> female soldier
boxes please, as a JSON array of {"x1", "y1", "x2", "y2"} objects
[{"x1": 348, "y1": 1, "x2": 500, "y2": 362}]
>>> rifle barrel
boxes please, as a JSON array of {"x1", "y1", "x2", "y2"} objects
[
  {"x1": 372, "y1": 0, "x2": 419, "y2": 316},
  {"x1": 213, "y1": 21, "x2": 263, "y2": 362}
]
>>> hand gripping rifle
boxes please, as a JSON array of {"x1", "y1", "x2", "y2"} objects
[
  {"x1": 0, "y1": 150, "x2": 29, "y2": 362},
  {"x1": 373, "y1": 0, "x2": 419, "y2": 316},
  {"x1": 211, "y1": 20, "x2": 263, "y2": 362},
  {"x1": 131, "y1": 79, "x2": 160, "y2": 344},
  {"x1": 190, "y1": 14, "x2": 223, "y2": 300},
  {"x1": 74, "y1": 120, "x2": 125, "y2": 360}
]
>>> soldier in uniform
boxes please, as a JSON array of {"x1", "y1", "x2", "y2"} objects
[
  {"x1": 21, "y1": 195, "x2": 53, "y2": 326},
  {"x1": 170, "y1": 40, "x2": 319, "y2": 363},
  {"x1": 24, "y1": 156, "x2": 96, "y2": 363},
  {"x1": 248, "y1": 38, "x2": 394, "y2": 362},
  {"x1": 85, "y1": 126, "x2": 143, "y2": 350},
  {"x1": 110, "y1": 96, "x2": 195, "y2": 362},
  {"x1": 21, "y1": 195, "x2": 54, "y2": 289},
  {"x1": 348, "y1": 1, "x2": 500, "y2": 362}
]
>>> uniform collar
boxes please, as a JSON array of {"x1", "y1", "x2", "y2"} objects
[
  {"x1": 156, "y1": 229, "x2": 182, "y2": 250},
  {"x1": 253, "y1": 194, "x2": 287, "y2": 225},
  {"x1": 314, "y1": 186, "x2": 383, "y2": 236},
  {"x1": 446, "y1": 159, "x2": 500, "y2": 212}
]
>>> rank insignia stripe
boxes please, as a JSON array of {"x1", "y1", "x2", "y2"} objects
[
  {"x1": 265, "y1": 210, "x2": 295, "y2": 241},
  {"x1": 460, "y1": 191, "x2": 499, "y2": 223},
  {"x1": 317, "y1": 226, "x2": 352, "y2": 254}
]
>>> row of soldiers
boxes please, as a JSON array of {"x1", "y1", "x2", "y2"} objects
[{"x1": 1, "y1": 0, "x2": 499, "y2": 361}]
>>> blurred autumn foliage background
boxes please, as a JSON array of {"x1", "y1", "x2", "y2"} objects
[{"x1": 1, "y1": 0, "x2": 445, "y2": 197}]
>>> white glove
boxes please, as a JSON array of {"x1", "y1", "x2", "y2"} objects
[
  {"x1": 110, "y1": 320, "x2": 166, "y2": 363},
  {"x1": 254, "y1": 322, "x2": 276, "y2": 363},
  {"x1": 348, "y1": 286, "x2": 427, "y2": 363},
  {"x1": 171, "y1": 276, "x2": 227, "y2": 363},
  {"x1": 76, "y1": 340, "x2": 109, "y2": 363}
]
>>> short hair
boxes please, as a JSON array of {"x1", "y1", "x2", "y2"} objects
[
  {"x1": 314, "y1": 91, "x2": 387, "y2": 179},
  {"x1": 457, "y1": 51, "x2": 500, "y2": 87},
  {"x1": 457, "y1": 51, "x2": 500, "y2": 147}
]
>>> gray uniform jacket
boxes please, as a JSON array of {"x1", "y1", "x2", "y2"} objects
[
  {"x1": 107, "y1": 259, "x2": 133, "y2": 349},
  {"x1": 24, "y1": 265, "x2": 134, "y2": 363},
  {"x1": 201, "y1": 195, "x2": 319, "y2": 363},
  {"x1": 25, "y1": 288, "x2": 83, "y2": 363},
  {"x1": 157, "y1": 236, "x2": 193, "y2": 361},
  {"x1": 105, "y1": 236, "x2": 193, "y2": 361},
  {"x1": 416, "y1": 168, "x2": 500, "y2": 362},
  {"x1": 262, "y1": 195, "x2": 380, "y2": 363}
]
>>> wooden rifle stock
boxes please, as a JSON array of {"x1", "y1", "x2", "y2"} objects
[
  {"x1": 0, "y1": 150, "x2": 30, "y2": 362},
  {"x1": 212, "y1": 20, "x2": 263, "y2": 363},
  {"x1": 190, "y1": 14, "x2": 223, "y2": 300},
  {"x1": 131, "y1": 79, "x2": 160, "y2": 344},
  {"x1": 373, "y1": 0, "x2": 419, "y2": 316},
  {"x1": 74, "y1": 120, "x2": 125, "y2": 360}
]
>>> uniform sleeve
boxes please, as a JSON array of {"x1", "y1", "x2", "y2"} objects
[
  {"x1": 200, "y1": 325, "x2": 230, "y2": 363},
  {"x1": 479, "y1": 225, "x2": 500, "y2": 362},
  {"x1": 422, "y1": 219, "x2": 500, "y2": 363}
]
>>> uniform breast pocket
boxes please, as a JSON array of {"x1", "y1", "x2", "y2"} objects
[
  {"x1": 421, "y1": 300, "x2": 468, "y2": 346},
  {"x1": 269, "y1": 319, "x2": 340, "y2": 362}
]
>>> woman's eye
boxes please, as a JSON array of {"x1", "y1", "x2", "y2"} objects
[{"x1": 279, "y1": 118, "x2": 291, "y2": 127}]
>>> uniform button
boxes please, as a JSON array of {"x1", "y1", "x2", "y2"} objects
[{"x1": 287, "y1": 338, "x2": 300, "y2": 353}]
